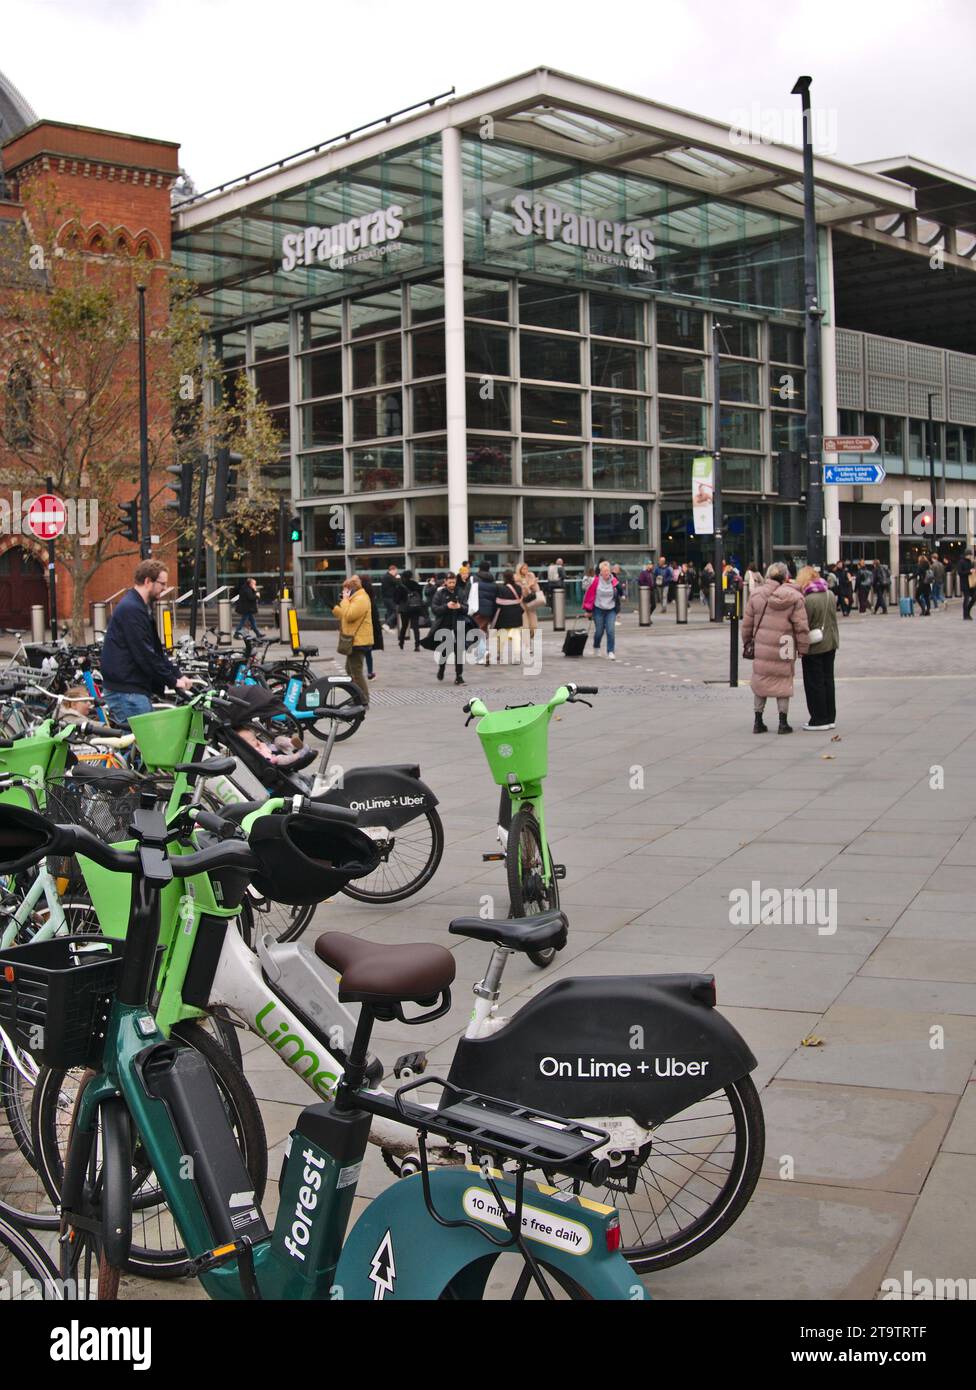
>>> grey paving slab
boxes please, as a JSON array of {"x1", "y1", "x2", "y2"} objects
[
  {"x1": 884, "y1": 1154, "x2": 976, "y2": 1290},
  {"x1": 599, "y1": 921, "x2": 751, "y2": 955},
  {"x1": 925, "y1": 865, "x2": 976, "y2": 894},
  {"x1": 942, "y1": 1084, "x2": 976, "y2": 1155},
  {"x1": 704, "y1": 946, "x2": 864, "y2": 1011},
  {"x1": 836, "y1": 974, "x2": 976, "y2": 1016},
  {"x1": 739, "y1": 921, "x2": 889, "y2": 958},
  {"x1": 858, "y1": 937, "x2": 976, "y2": 984},
  {"x1": 716, "y1": 1005, "x2": 820, "y2": 1088},
  {"x1": 801, "y1": 870, "x2": 931, "y2": 907},
  {"x1": 890, "y1": 906, "x2": 976, "y2": 941},
  {"x1": 846, "y1": 830, "x2": 962, "y2": 859},
  {"x1": 776, "y1": 1005, "x2": 976, "y2": 1094},
  {"x1": 760, "y1": 1080, "x2": 956, "y2": 1193}
]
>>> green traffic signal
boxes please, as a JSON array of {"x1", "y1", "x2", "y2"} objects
[
  {"x1": 289, "y1": 516, "x2": 302, "y2": 544},
  {"x1": 118, "y1": 498, "x2": 139, "y2": 543}
]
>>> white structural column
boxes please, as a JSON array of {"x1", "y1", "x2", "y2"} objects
[
  {"x1": 822, "y1": 228, "x2": 841, "y2": 565},
  {"x1": 442, "y1": 125, "x2": 468, "y2": 569}
]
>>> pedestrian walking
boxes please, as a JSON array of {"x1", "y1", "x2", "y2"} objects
[
  {"x1": 834, "y1": 563, "x2": 853, "y2": 617},
  {"x1": 582, "y1": 559, "x2": 619, "y2": 660},
  {"x1": 700, "y1": 561, "x2": 715, "y2": 607},
  {"x1": 960, "y1": 550, "x2": 975, "y2": 620},
  {"x1": 931, "y1": 554, "x2": 946, "y2": 608},
  {"x1": 914, "y1": 554, "x2": 933, "y2": 616},
  {"x1": 232, "y1": 576, "x2": 263, "y2": 640},
  {"x1": 796, "y1": 565, "x2": 839, "y2": 730},
  {"x1": 394, "y1": 569, "x2": 424, "y2": 650},
  {"x1": 856, "y1": 561, "x2": 873, "y2": 613},
  {"x1": 740, "y1": 561, "x2": 811, "y2": 734},
  {"x1": 473, "y1": 561, "x2": 498, "y2": 663},
  {"x1": 516, "y1": 562, "x2": 543, "y2": 658},
  {"x1": 424, "y1": 571, "x2": 475, "y2": 683},
  {"x1": 360, "y1": 575, "x2": 383, "y2": 679},
  {"x1": 744, "y1": 563, "x2": 764, "y2": 601},
  {"x1": 872, "y1": 559, "x2": 890, "y2": 613},
  {"x1": 332, "y1": 574, "x2": 373, "y2": 705},
  {"x1": 379, "y1": 562, "x2": 400, "y2": 630}
]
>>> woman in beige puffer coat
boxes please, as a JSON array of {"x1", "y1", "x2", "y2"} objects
[{"x1": 740, "y1": 561, "x2": 811, "y2": 734}]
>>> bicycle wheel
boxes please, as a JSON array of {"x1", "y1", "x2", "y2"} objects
[
  {"x1": 552, "y1": 1075, "x2": 765, "y2": 1271},
  {"x1": 57, "y1": 1074, "x2": 121, "y2": 1302},
  {"x1": 0, "y1": 1209, "x2": 63, "y2": 1299},
  {"x1": 32, "y1": 1020, "x2": 267, "y2": 1279},
  {"x1": 505, "y1": 808, "x2": 560, "y2": 968},
  {"x1": 341, "y1": 808, "x2": 444, "y2": 905},
  {"x1": 309, "y1": 683, "x2": 365, "y2": 743},
  {"x1": 440, "y1": 1252, "x2": 593, "y2": 1300},
  {"x1": 0, "y1": 1046, "x2": 60, "y2": 1229}
]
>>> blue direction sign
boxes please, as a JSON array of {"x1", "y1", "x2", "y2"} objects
[{"x1": 823, "y1": 463, "x2": 887, "y2": 485}]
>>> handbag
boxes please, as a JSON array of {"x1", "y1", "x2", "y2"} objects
[
  {"x1": 742, "y1": 598, "x2": 769, "y2": 661},
  {"x1": 337, "y1": 605, "x2": 367, "y2": 656},
  {"x1": 808, "y1": 627, "x2": 824, "y2": 645}
]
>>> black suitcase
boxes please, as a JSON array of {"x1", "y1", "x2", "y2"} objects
[{"x1": 562, "y1": 616, "x2": 589, "y2": 657}]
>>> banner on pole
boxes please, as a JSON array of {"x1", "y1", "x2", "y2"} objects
[{"x1": 692, "y1": 455, "x2": 715, "y2": 535}]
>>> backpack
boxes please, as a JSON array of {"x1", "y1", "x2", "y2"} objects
[{"x1": 877, "y1": 564, "x2": 890, "y2": 585}]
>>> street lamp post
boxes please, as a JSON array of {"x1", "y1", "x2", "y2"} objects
[
  {"x1": 137, "y1": 285, "x2": 151, "y2": 559},
  {"x1": 792, "y1": 76, "x2": 825, "y2": 569},
  {"x1": 927, "y1": 392, "x2": 939, "y2": 548},
  {"x1": 711, "y1": 321, "x2": 724, "y2": 622}
]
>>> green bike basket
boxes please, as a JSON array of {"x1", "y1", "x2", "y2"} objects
[
  {"x1": 476, "y1": 705, "x2": 550, "y2": 786},
  {"x1": 0, "y1": 727, "x2": 69, "y2": 806},
  {"x1": 129, "y1": 705, "x2": 195, "y2": 770}
]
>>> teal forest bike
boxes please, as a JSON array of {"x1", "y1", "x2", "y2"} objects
[
  {"x1": 0, "y1": 797, "x2": 638, "y2": 1302},
  {"x1": 464, "y1": 683, "x2": 599, "y2": 966}
]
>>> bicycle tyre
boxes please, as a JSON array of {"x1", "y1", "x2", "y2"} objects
[
  {"x1": 308, "y1": 682, "x2": 365, "y2": 743},
  {"x1": 439, "y1": 1252, "x2": 594, "y2": 1300},
  {"x1": 57, "y1": 1069, "x2": 118, "y2": 1302},
  {"x1": 555, "y1": 1074, "x2": 765, "y2": 1272},
  {"x1": 505, "y1": 808, "x2": 560, "y2": 968},
  {"x1": 32, "y1": 1021, "x2": 267, "y2": 1279},
  {"x1": 0, "y1": 1208, "x2": 64, "y2": 1299},
  {"x1": 341, "y1": 808, "x2": 444, "y2": 905},
  {"x1": 0, "y1": 1048, "x2": 60, "y2": 1229}
]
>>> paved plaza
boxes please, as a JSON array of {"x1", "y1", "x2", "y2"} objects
[{"x1": 115, "y1": 595, "x2": 974, "y2": 1300}]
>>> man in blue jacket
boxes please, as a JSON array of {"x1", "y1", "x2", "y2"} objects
[{"x1": 100, "y1": 560, "x2": 192, "y2": 726}]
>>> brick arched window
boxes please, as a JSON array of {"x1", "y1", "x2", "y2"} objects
[{"x1": 5, "y1": 363, "x2": 33, "y2": 449}]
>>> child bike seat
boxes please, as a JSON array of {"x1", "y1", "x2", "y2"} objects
[
  {"x1": 448, "y1": 910, "x2": 568, "y2": 955},
  {"x1": 315, "y1": 931, "x2": 455, "y2": 1006}
]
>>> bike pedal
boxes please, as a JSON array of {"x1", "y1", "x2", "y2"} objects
[
  {"x1": 482, "y1": 852, "x2": 505, "y2": 862},
  {"x1": 553, "y1": 863, "x2": 567, "y2": 880},
  {"x1": 393, "y1": 1050, "x2": 428, "y2": 1078}
]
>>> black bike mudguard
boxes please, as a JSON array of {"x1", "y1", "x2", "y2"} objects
[
  {"x1": 446, "y1": 975, "x2": 757, "y2": 1128},
  {"x1": 320, "y1": 766, "x2": 438, "y2": 831}
]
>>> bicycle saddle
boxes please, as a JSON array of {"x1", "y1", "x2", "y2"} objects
[
  {"x1": 448, "y1": 910, "x2": 568, "y2": 955},
  {"x1": 69, "y1": 764, "x2": 141, "y2": 788},
  {"x1": 315, "y1": 931, "x2": 455, "y2": 1006}
]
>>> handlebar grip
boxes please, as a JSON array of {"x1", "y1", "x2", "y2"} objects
[
  {"x1": 192, "y1": 809, "x2": 238, "y2": 837},
  {"x1": 574, "y1": 686, "x2": 599, "y2": 695},
  {"x1": 461, "y1": 702, "x2": 472, "y2": 714}
]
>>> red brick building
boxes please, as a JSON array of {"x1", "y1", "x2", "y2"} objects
[{"x1": 0, "y1": 69, "x2": 180, "y2": 630}]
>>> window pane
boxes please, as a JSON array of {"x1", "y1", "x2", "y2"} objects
[
  {"x1": 413, "y1": 494, "x2": 449, "y2": 546},
  {"x1": 657, "y1": 303, "x2": 704, "y2": 349},
  {"x1": 301, "y1": 305, "x2": 342, "y2": 350},
  {"x1": 720, "y1": 407, "x2": 761, "y2": 451},
  {"x1": 352, "y1": 336, "x2": 401, "y2": 389},
  {"x1": 464, "y1": 276, "x2": 509, "y2": 321},
  {"x1": 412, "y1": 381, "x2": 447, "y2": 434},
  {"x1": 591, "y1": 342, "x2": 644, "y2": 391},
  {"x1": 468, "y1": 437, "x2": 513, "y2": 485},
  {"x1": 301, "y1": 452, "x2": 343, "y2": 497},
  {"x1": 252, "y1": 319, "x2": 289, "y2": 361},
  {"x1": 521, "y1": 442, "x2": 584, "y2": 488},
  {"x1": 720, "y1": 319, "x2": 759, "y2": 358},
  {"x1": 771, "y1": 412, "x2": 806, "y2": 454},
  {"x1": 769, "y1": 323, "x2": 804, "y2": 364},
  {"x1": 301, "y1": 348, "x2": 341, "y2": 400},
  {"x1": 219, "y1": 330, "x2": 247, "y2": 372},
  {"x1": 521, "y1": 385, "x2": 582, "y2": 435},
  {"x1": 519, "y1": 284, "x2": 579, "y2": 332},
  {"x1": 592, "y1": 445, "x2": 648, "y2": 490},
  {"x1": 411, "y1": 327, "x2": 445, "y2": 379},
  {"x1": 465, "y1": 324, "x2": 510, "y2": 377},
  {"x1": 469, "y1": 502, "x2": 515, "y2": 548},
  {"x1": 720, "y1": 362, "x2": 760, "y2": 404},
  {"x1": 523, "y1": 496, "x2": 584, "y2": 545},
  {"x1": 591, "y1": 393, "x2": 645, "y2": 440},
  {"x1": 253, "y1": 358, "x2": 289, "y2": 407},
  {"x1": 352, "y1": 446, "x2": 403, "y2": 492},
  {"x1": 413, "y1": 438, "x2": 447, "y2": 485},
  {"x1": 658, "y1": 351, "x2": 705, "y2": 398},
  {"x1": 349, "y1": 290, "x2": 402, "y2": 338},
  {"x1": 589, "y1": 292, "x2": 641, "y2": 340},
  {"x1": 769, "y1": 367, "x2": 805, "y2": 409},
  {"x1": 308, "y1": 507, "x2": 346, "y2": 549},
  {"x1": 352, "y1": 390, "x2": 402, "y2": 440},
  {"x1": 520, "y1": 331, "x2": 580, "y2": 382},
  {"x1": 350, "y1": 501, "x2": 404, "y2": 548},
  {"x1": 658, "y1": 400, "x2": 707, "y2": 446},
  {"x1": 659, "y1": 449, "x2": 694, "y2": 492},
  {"x1": 721, "y1": 455, "x2": 762, "y2": 490},
  {"x1": 409, "y1": 281, "x2": 444, "y2": 324},
  {"x1": 466, "y1": 379, "x2": 511, "y2": 431},
  {"x1": 595, "y1": 499, "x2": 648, "y2": 546},
  {"x1": 302, "y1": 399, "x2": 342, "y2": 448}
]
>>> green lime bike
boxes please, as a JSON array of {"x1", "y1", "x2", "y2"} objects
[
  {"x1": 0, "y1": 796, "x2": 638, "y2": 1302},
  {"x1": 464, "y1": 683, "x2": 599, "y2": 967}
]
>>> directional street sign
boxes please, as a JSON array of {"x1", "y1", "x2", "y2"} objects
[
  {"x1": 823, "y1": 463, "x2": 887, "y2": 485},
  {"x1": 823, "y1": 435, "x2": 879, "y2": 453}
]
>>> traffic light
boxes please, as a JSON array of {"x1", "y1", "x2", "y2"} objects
[
  {"x1": 212, "y1": 448, "x2": 241, "y2": 522},
  {"x1": 165, "y1": 460, "x2": 193, "y2": 519},
  {"x1": 288, "y1": 515, "x2": 302, "y2": 544},
  {"x1": 920, "y1": 513, "x2": 933, "y2": 530},
  {"x1": 118, "y1": 498, "x2": 138, "y2": 543}
]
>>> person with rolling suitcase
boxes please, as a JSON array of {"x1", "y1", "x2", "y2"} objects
[{"x1": 562, "y1": 613, "x2": 590, "y2": 657}]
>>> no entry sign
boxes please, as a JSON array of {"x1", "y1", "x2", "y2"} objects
[{"x1": 27, "y1": 493, "x2": 67, "y2": 541}]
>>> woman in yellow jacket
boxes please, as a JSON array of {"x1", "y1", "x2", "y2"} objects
[{"x1": 332, "y1": 574, "x2": 373, "y2": 706}]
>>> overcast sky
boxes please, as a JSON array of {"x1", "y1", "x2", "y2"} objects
[{"x1": 4, "y1": 0, "x2": 974, "y2": 192}]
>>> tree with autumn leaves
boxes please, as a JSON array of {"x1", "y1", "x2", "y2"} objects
[{"x1": 0, "y1": 183, "x2": 281, "y2": 639}]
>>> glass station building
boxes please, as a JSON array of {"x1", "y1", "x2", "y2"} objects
[{"x1": 173, "y1": 69, "x2": 976, "y2": 610}]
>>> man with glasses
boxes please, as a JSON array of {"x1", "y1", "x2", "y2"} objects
[{"x1": 100, "y1": 559, "x2": 193, "y2": 726}]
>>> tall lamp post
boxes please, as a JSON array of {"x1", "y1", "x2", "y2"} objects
[
  {"x1": 137, "y1": 285, "x2": 151, "y2": 559},
  {"x1": 711, "y1": 321, "x2": 725, "y2": 621},
  {"x1": 927, "y1": 392, "x2": 939, "y2": 550},
  {"x1": 792, "y1": 76, "x2": 825, "y2": 568}
]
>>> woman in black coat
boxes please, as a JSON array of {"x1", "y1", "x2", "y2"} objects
[
  {"x1": 233, "y1": 577, "x2": 262, "y2": 640},
  {"x1": 422, "y1": 572, "x2": 476, "y2": 684},
  {"x1": 360, "y1": 576, "x2": 383, "y2": 680},
  {"x1": 394, "y1": 569, "x2": 424, "y2": 651}
]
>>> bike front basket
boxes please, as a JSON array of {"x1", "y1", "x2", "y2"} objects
[
  {"x1": 128, "y1": 705, "x2": 195, "y2": 770},
  {"x1": 476, "y1": 705, "x2": 550, "y2": 786},
  {"x1": 0, "y1": 935, "x2": 127, "y2": 1069}
]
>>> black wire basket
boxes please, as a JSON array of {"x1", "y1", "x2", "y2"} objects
[
  {"x1": 42, "y1": 776, "x2": 156, "y2": 894},
  {"x1": 0, "y1": 936, "x2": 127, "y2": 1068}
]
